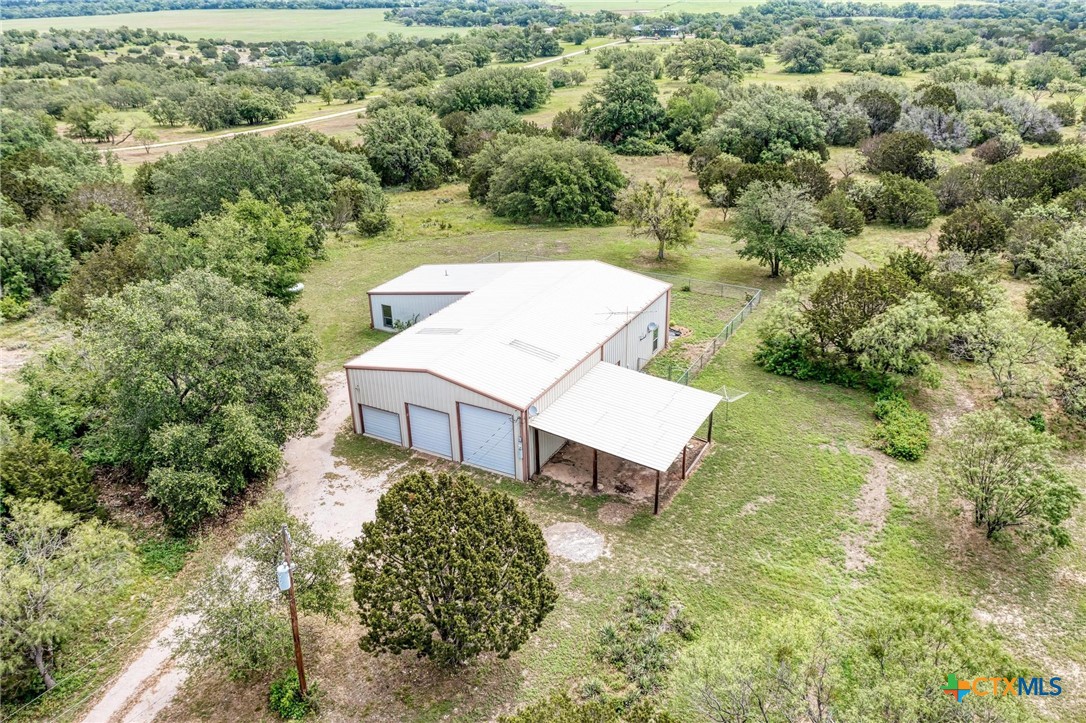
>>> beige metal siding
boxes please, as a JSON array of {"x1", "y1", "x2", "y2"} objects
[
  {"x1": 369, "y1": 293, "x2": 466, "y2": 332},
  {"x1": 601, "y1": 292, "x2": 667, "y2": 370},
  {"x1": 347, "y1": 368, "x2": 525, "y2": 478},
  {"x1": 538, "y1": 430, "x2": 566, "y2": 467}
]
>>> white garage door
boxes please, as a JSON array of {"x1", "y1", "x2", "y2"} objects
[
  {"x1": 361, "y1": 405, "x2": 401, "y2": 444},
  {"x1": 407, "y1": 404, "x2": 452, "y2": 458},
  {"x1": 459, "y1": 404, "x2": 516, "y2": 476}
]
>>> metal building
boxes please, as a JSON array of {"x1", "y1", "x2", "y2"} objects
[{"x1": 346, "y1": 261, "x2": 721, "y2": 493}]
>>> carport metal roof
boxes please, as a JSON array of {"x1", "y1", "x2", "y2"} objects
[{"x1": 528, "y1": 362, "x2": 722, "y2": 473}]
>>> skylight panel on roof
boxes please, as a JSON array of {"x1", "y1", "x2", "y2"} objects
[{"x1": 508, "y1": 339, "x2": 559, "y2": 362}]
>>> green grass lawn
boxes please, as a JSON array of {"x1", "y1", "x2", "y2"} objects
[
  {"x1": 2, "y1": 9, "x2": 459, "y2": 42},
  {"x1": 282, "y1": 181, "x2": 1086, "y2": 720}
]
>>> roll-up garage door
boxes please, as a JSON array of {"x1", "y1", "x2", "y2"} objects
[
  {"x1": 361, "y1": 405, "x2": 401, "y2": 444},
  {"x1": 459, "y1": 404, "x2": 516, "y2": 476},
  {"x1": 407, "y1": 404, "x2": 452, "y2": 458}
]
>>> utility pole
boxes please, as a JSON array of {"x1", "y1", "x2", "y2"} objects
[{"x1": 277, "y1": 524, "x2": 308, "y2": 697}]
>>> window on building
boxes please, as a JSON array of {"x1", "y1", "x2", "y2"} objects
[
  {"x1": 652, "y1": 326, "x2": 660, "y2": 351},
  {"x1": 381, "y1": 304, "x2": 393, "y2": 327}
]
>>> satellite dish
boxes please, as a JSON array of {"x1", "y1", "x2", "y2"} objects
[
  {"x1": 647, "y1": 322, "x2": 659, "y2": 332},
  {"x1": 528, "y1": 405, "x2": 539, "y2": 417}
]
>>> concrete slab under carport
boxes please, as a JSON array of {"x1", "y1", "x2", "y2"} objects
[{"x1": 539, "y1": 438, "x2": 711, "y2": 514}]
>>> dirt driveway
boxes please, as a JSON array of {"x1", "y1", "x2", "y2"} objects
[{"x1": 80, "y1": 372, "x2": 395, "y2": 723}]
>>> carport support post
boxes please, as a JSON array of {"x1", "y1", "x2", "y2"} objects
[
  {"x1": 708, "y1": 410, "x2": 714, "y2": 443},
  {"x1": 654, "y1": 470, "x2": 661, "y2": 515},
  {"x1": 592, "y1": 448, "x2": 598, "y2": 491},
  {"x1": 681, "y1": 446, "x2": 687, "y2": 480}
]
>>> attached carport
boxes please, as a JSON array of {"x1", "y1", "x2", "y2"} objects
[{"x1": 528, "y1": 363, "x2": 722, "y2": 514}]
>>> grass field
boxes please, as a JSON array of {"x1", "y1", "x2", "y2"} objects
[
  {"x1": 558, "y1": 0, "x2": 987, "y2": 12},
  {"x1": 2, "y1": 0, "x2": 994, "y2": 40},
  {"x1": 2, "y1": 9, "x2": 458, "y2": 42}
]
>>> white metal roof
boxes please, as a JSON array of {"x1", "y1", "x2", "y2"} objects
[
  {"x1": 346, "y1": 261, "x2": 671, "y2": 408},
  {"x1": 528, "y1": 362, "x2": 721, "y2": 471},
  {"x1": 368, "y1": 263, "x2": 519, "y2": 294}
]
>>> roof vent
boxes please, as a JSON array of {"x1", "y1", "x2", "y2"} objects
[
  {"x1": 416, "y1": 327, "x2": 462, "y2": 335},
  {"x1": 508, "y1": 339, "x2": 559, "y2": 362}
]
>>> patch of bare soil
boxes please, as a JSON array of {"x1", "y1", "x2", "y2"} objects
[
  {"x1": 540, "y1": 439, "x2": 709, "y2": 512},
  {"x1": 840, "y1": 445, "x2": 894, "y2": 574},
  {"x1": 0, "y1": 342, "x2": 32, "y2": 380},
  {"x1": 544, "y1": 522, "x2": 608, "y2": 563},
  {"x1": 158, "y1": 614, "x2": 523, "y2": 723}
]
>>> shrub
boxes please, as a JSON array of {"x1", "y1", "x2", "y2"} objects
[
  {"x1": 972, "y1": 134, "x2": 1021, "y2": 165},
  {"x1": 818, "y1": 190, "x2": 865, "y2": 236},
  {"x1": 0, "y1": 431, "x2": 97, "y2": 516},
  {"x1": 859, "y1": 131, "x2": 937, "y2": 181},
  {"x1": 0, "y1": 227, "x2": 73, "y2": 299},
  {"x1": 874, "y1": 393, "x2": 930, "y2": 461},
  {"x1": 268, "y1": 669, "x2": 317, "y2": 720},
  {"x1": 434, "y1": 66, "x2": 552, "y2": 116},
  {"x1": 876, "y1": 173, "x2": 938, "y2": 228},
  {"x1": 840, "y1": 176, "x2": 883, "y2": 222},
  {"x1": 932, "y1": 163, "x2": 983, "y2": 213},
  {"x1": 938, "y1": 201, "x2": 1010, "y2": 257},
  {"x1": 1047, "y1": 100, "x2": 1078, "y2": 127}
]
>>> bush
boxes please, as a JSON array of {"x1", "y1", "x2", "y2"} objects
[
  {"x1": 0, "y1": 431, "x2": 97, "y2": 516},
  {"x1": 0, "y1": 227, "x2": 73, "y2": 299},
  {"x1": 873, "y1": 393, "x2": 930, "y2": 461},
  {"x1": 876, "y1": 173, "x2": 938, "y2": 228},
  {"x1": 434, "y1": 66, "x2": 552, "y2": 116},
  {"x1": 268, "y1": 669, "x2": 317, "y2": 720},
  {"x1": 938, "y1": 201, "x2": 1009, "y2": 256},
  {"x1": 859, "y1": 131, "x2": 937, "y2": 181},
  {"x1": 972, "y1": 134, "x2": 1021, "y2": 165},
  {"x1": 818, "y1": 190, "x2": 865, "y2": 235},
  {"x1": 840, "y1": 177, "x2": 882, "y2": 222}
]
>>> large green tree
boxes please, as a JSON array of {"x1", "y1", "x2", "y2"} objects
[
  {"x1": 350, "y1": 470, "x2": 557, "y2": 666},
  {"x1": 617, "y1": 173, "x2": 700, "y2": 261},
  {"x1": 83, "y1": 270, "x2": 324, "y2": 529},
  {"x1": 663, "y1": 39, "x2": 742, "y2": 81},
  {"x1": 700, "y1": 85, "x2": 826, "y2": 163},
  {"x1": 145, "y1": 129, "x2": 380, "y2": 227},
  {"x1": 361, "y1": 105, "x2": 455, "y2": 190},
  {"x1": 147, "y1": 191, "x2": 317, "y2": 302},
  {"x1": 486, "y1": 137, "x2": 626, "y2": 225},
  {"x1": 732, "y1": 181, "x2": 845, "y2": 277},
  {"x1": 947, "y1": 410, "x2": 1080, "y2": 547},
  {"x1": 580, "y1": 69, "x2": 665, "y2": 147},
  {"x1": 0, "y1": 500, "x2": 135, "y2": 692},
  {"x1": 777, "y1": 36, "x2": 826, "y2": 73},
  {"x1": 434, "y1": 66, "x2": 552, "y2": 116}
]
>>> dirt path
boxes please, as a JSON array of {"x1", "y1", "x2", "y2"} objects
[
  {"x1": 79, "y1": 372, "x2": 393, "y2": 722},
  {"x1": 840, "y1": 444, "x2": 894, "y2": 574},
  {"x1": 524, "y1": 38, "x2": 626, "y2": 67},
  {"x1": 107, "y1": 103, "x2": 369, "y2": 156}
]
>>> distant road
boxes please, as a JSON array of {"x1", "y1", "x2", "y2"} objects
[
  {"x1": 109, "y1": 38, "x2": 655, "y2": 155},
  {"x1": 108, "y1": 102, "x2": 369, "y2": 154}
]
